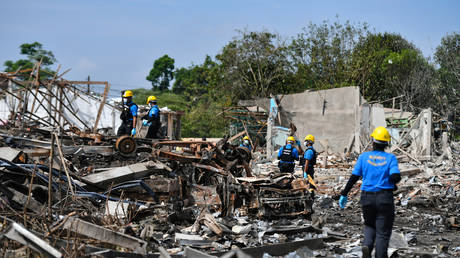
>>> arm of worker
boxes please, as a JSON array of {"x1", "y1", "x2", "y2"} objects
[
  {"x1": 303, "y1": 149, "x2": 313, "y2": 172},
  {"x1": 389, "y1": 154, "x2": 401, "y2": 188},
  {"x1": 339, "y1": 155, "x2": 363, "y2": 209},
  {"x1": 340, "y1": 155, "x2": 363, "y2": 196},
  {"x1": 292, "y1": 147, "x2": 299, "y2": 160},
  {"x1": 131, "y1": 105, "x2": 138, "y2": 128},
  {"x1": 131, "y1": 105, "x2": 138, "y2": 135},
  {"x1": 277, "y1": 147, "x2": 283, "y2": 160},
  {"x1": 149, "y1": 108, "x2": 160, "y2": 124}
]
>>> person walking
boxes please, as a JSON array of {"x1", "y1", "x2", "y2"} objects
[
  {"x1": 338, "y1": 126, "x2": 401, "y2": 258},
  {"x1": 302, "y1": 134, "x2": 317, "y2": 179}
]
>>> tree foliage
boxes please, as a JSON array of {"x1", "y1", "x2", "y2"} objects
[
  {"x1": 146, "y1": 55, "x2": 175, "y2": 91},
  {"x1": 144, "y1": 20, "x2": 459, "y2": 136},
  {"x1": 172, "y1": 55, "x2": 217, "y2": 101},
  {"x1": 434, "y1": 33, "x2": 460, "y2": 115},
  {"x1": 290, "y1": 19, "x2": 370, "y2": 90},
  {"x1": 4, "y1": 42, "x2": 56, "y2": 78},
  {"x1": 215, "y1": 31, "x2": 295, "y2": 102},
  {"x1": 349, "y1": 32, "x2": 437, "y2": 111}
]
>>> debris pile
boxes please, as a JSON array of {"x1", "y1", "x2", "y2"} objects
[{"x1": 0, "y1": 68, "x2": 458, "y2": 257}]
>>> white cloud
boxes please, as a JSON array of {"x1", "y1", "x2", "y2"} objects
[{"x1": 76, "y1": 57, "x2": 98, "y2": 71}]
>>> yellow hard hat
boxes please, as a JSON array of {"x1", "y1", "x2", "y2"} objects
[
  {"x1": 243, "y1": 136, "x2": 250, "y2": 140},
  {"x1": 371, "y1": 126, "x2": 391, "y2": 142},
  {"x1": 287, "y1": 136, "x2": 295, "y2": 143},
  {"x1": 304, "y1": 134, "x2": 315, "y2": 143},
  {"x1": 122, "y1": 90, "x2": 133, "y2": 98},
  {"x1": 147, "y1": 95, "x2": 157, "y2": 104}
]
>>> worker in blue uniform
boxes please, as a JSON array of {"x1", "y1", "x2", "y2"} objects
[
  {"x1": 339, "y1": 126, "x2": 401, "y2": 258},
  {"x1": 142, "y1": 95, "x2": 161, "y2": 139},
  {"x1": 302, "y1": 134, "x2": 317, "y2": 179},
  {"x1": 117, "y1": 90, "x2": 138, "y2": 136},
  {"x1": 239, "y1": 136, "x2": 252, "y2": 151},
  {"x1": 277, "y1": 136, "x2": 299, "y2": 174}
]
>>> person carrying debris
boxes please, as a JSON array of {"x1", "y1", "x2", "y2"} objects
[
  {"x1": 302, "y1": 134, "x2": 317, "y2": 179},
  {"x1": 117, "y1": 90, "x2": 138, "y2": 136},
  {"x1": 142, "y1": 95, "x2": 161, "y2": 139},
  {"x1": 239, "y1": 136, "x2": 252, "y2": 151},
  {"x1": 277, "y1": 136, "x2": 299, "y2": 174},
  {"x1": 338, "y1": 126, "x2": 401, "y2": 258}
]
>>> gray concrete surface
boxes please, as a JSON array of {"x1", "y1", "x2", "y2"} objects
[{"x1": 277, "y1": 87, "x2": 361, "y2": 154}]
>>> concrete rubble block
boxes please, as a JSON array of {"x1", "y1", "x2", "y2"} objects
[
  {"x1": 82, "y1": 160, "x2": 168, "y2": 187},
  {"x1": 62, "y1": 216, "x2": 147, "y2": 254}
]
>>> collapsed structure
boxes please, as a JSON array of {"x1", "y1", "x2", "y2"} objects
[{"x1": 0, "y1": 67, "x2": 458, "y2": 257}]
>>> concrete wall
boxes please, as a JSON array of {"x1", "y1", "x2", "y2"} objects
[{"x1": 277, "y1": 87, "x2": 361, "y2": 154}]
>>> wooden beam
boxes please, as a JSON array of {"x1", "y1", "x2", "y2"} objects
[
  {"x1": 167, "y1": 113, "x2": 173, "y2": 139},
  {"x1": 93, "y1": 82, "x2": 110, "y2": 133},
  {"x1": 67, "y1": 80, "x2": 108, "y2": 85}
]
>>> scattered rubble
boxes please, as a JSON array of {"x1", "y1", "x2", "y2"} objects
[{"x1": 0, "y1": 68, "x2": 458, "y2": 257}]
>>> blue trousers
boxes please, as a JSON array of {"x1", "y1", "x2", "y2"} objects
[{"x1": 360, "y1": 190, "x2": 394, "y2": 258}]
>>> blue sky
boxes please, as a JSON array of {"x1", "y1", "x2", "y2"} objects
[{"x1": 1, "y1": 0, "x2": 459, "y2": 94}]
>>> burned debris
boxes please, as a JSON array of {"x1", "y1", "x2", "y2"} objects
[{"x1": 0, "y1": 67, "x2": 458, "y2": 257}]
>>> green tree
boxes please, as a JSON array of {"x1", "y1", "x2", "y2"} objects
[
  {"x1": 146, "y1": 54, "x2": 175, "y2": 91},
  {"x1": 215, "y1": 30, "x2": 294, "y2": 102},
  {"x1": 434, "y1": 32, "x2": 459, "y2": 116},
  {"x1": 181, "y1": 101, "x2": 227, "y2": 138},
  {"x1": 289, "y1": 19, "x2": 370, "y2": 90},
  {"x1": 172, "y1": 55, "x2": 217, "y2": 100},
  {"x1": 4, "y1": 42, "x2": 56, "y2": 78},
  {"x1": 350, "y1": 32, "x2": 433, "y2": 106}
]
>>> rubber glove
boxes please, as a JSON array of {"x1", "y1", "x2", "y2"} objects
[
  {"x1": 339, "y1": 195, "x2": 348, "y2": 209},
  {"x1": 142, "y1": 120, "x2": 149, "y2": 126},
  {"x1": 131, "y1": 128, "x2": 136, "y2": 136}
]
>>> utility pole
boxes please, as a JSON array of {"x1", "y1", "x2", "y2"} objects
[{"x1": 87, "y1": 75, "x2": 90, "y2": 94}]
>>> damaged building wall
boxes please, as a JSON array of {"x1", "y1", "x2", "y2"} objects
[
  {"x1": 239, "y1": 87, "x2": 389, "y2": 154},
  {"x1": 277, "y1": 87, "x2": 362, "y2": 154}
]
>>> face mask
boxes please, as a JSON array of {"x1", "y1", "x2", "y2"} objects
[
  {"x1": 304, "y1": 141, "x2": 308, "y2": 147},
  {"x1": 244, "y1": 140, "x2": 249, "y2": 145}
]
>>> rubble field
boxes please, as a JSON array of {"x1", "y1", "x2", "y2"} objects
[{"x1": 0, "y1": 70, "x2": 458, "y2": 257}]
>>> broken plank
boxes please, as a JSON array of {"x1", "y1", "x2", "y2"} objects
[
  {"x1": 400, "y1": 168, "x2": 422, "y2": 177},
  {"x1": 2, "y1": 217, "x2": 62, "y2": 257},
  {"x1": 63, "y1": 216, "x2": 147, "y2": 254},
  {"x1": 82, "y1": 161, "x2": 168, "y2": 188}
]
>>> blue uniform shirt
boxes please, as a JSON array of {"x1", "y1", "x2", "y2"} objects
[
  {"x1": 239, "y1": 143, "x2": 251, "y2": 151},
  {"x1": 148, "y1": 105, "x2": 160, "y2": 119},
  {"x1": 125, "y1": 101, "x2": 138, "y2": 121},
  {"x1": 352, "y1": 150, "x2": 400, "y2": 192},
  {"x1": 304, "y1": 146, "x2": 315, "y2": 161},
  {"x1": 278, "y1": 144, "x2": 299, "y2": 163}
]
